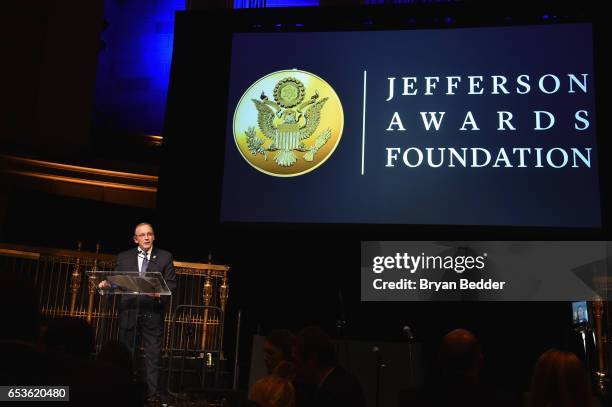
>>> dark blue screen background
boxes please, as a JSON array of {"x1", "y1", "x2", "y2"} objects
[{"x1": 221, "y1": 23, "x2": 600, "y2": 227}]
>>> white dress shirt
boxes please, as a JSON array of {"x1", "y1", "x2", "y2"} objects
[{"x1": 138, "y1": 247, "x2": 153, "y2": 273}]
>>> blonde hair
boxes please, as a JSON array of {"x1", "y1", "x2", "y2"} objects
[{"x1": 248, "y1": 375, "x2": 295, "y2": 407}]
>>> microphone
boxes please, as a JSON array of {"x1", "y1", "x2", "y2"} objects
[
  {"x1": 403, "y1": 325, "x2": 414, "y2": 341},
  {"x1": 404, "y1": 325, "x2": 415, "y2": 388},
  {"x1": 372, "y1": 346, "x2": 386, "y2": 368},
  {"x1": 138, "y1": 251, "x2": 156, "y2": 260},
  {"x1": 138, "y1": 251, "x2": 158, "y2": 267}
]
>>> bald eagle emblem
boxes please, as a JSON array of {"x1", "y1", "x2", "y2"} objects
[{"x1": 246, "y1": 77, "x2": 331, "y2": 167}]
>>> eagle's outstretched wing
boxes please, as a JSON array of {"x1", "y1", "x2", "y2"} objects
[
  {"x1": 251, "y1": 99, "x2": 276, "y2": 139},
  {"x1": 299, "y1": 97, "x2": 329, "y2": 140}
]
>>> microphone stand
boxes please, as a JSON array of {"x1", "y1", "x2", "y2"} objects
[
  {"x1": 408, "y1": 341, "x2": 414, "y2": 388},
  {"x1": 336, "y1": 289, "x2": 349, "y2": 371},
  {"x1": 232, "y1": 309, "x2": 242, "y2": 390},
  {"x1": 573, "y1": 322, "x2": 597, "y2": 391},
  {"x1": 372, "y1": 346, "x2": 385, "y2": 407},
  {"x1": 404, "y1": 326, "x2": 415, "y2": 388}
]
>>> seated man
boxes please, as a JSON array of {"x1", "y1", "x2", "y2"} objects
[{"x1": 293, "y1": 326, "x2": 365, "y2": 407}]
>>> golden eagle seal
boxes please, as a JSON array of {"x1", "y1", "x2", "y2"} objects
[
  {"x1": 233, "y1": 69, "x2": 344, "y2": 177},
  {"x1": 252, "y1": 77, "x2": 329, "y2": 166}
]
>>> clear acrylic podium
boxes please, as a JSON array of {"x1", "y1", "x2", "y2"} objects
[
  {"x1": 86, "y1": 270, "x2": 172, "y2": 361},
  {"x1": 86, "y1": 271, "x2": 172, "y2": 296}
]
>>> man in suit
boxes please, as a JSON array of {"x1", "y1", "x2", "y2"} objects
[
  {"x1": 115, "y1": 222, "x2": 176, "y2": 399},
  {"x1": 293, "y1": 326, "x2": 365, "y2": 407}
]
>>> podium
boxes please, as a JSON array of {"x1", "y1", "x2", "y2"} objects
[
  {"x1": 86, "y1": 270, "x2": 172, "y2": 363},
  {"x1": 87, "y1": 271, "x2": 172, "y2": 296}
]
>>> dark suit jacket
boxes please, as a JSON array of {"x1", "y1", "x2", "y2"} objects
[
  {"x1": 315, "y1": 366, "x2": 366, "y2": 407},
  {"x1": 115, "y1": 247, "x2": 176, "y2": 320}
]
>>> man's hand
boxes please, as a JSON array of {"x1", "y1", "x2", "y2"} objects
[{"x1": 98, "y1": 280, "x2": 110, "y2": 289}]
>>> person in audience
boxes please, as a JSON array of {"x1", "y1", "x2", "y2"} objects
[
  {"x1": 530, "y1": 349, "x2": 595, "y2": 407},
  {"x1": 264, "y1": 329, "x2": 296, "y2": 375},
  {"x1": 437, "y1": 328, "x2": 483, "y2": 387},
  {"x1": 293, "y1": 325, "x2": 365, "y2": 407},
  {"x1": 399, "y1": 328, "x2": 516, "y2": 407},
  {"x1": 0, "y1": 273, "x2": 140, "y2": 406},
  {"x1": 249, "y1": 370, "x2": 296, "y2": 407}
]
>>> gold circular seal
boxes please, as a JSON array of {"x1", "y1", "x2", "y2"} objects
[{"x1": 233, "y1": 69, "x2": 344, "y2": 177}]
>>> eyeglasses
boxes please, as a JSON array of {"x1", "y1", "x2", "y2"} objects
[{"x1": 135, "y1": 232, "x2": 154, "y2": 238}]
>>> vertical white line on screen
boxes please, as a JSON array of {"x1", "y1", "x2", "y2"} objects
[{"x1": 361, "y1": 70, "x2": 367, "y2": 175}]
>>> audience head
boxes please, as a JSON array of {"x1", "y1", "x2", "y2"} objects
[
  {"x1": 438, "y1": 329, "x2": 483, "y2": 385},
  {"x1": 264, "y1": 329, "x2": 295, "y2": 374},
  {"x1": 293, "y1": 326, "x2": 336, "y2": 384},
  {"x1": 249, "y1": 373, "x2": 296, "y2": 407},
  {"x1": 44, "y1": 316, "x2": 95, "y2": 358},
  {"x1": 530, "y1": 349, "x2": 592, "y2": 407}
]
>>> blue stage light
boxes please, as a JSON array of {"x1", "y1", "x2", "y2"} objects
[
  {"x1": 234, "y1": 0, "x2": 318, "y2": 8},
  {"x1": 94, "y1": 0, "x2": 185, "y2": 137}
]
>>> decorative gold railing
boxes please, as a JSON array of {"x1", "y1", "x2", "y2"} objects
[{"x1": 0, "y1": 242, "x2": 229, "y2": 356}]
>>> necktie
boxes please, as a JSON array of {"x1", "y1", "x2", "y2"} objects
[{"x1": 141, "y1": 251, "x2": 149, "y2": 275}]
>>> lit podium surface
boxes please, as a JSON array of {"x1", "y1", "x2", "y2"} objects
[{"x1": 87, "y1": 271, "x2": 171, "y2": 296}]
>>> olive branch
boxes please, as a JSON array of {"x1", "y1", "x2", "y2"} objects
[{"x1": 245, "y1": 127, "x2": 268, "y2": 160}]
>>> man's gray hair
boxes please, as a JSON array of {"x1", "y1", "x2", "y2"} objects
[{"x1": 134, "y1": 222, "x2": 154, "y2": 235}]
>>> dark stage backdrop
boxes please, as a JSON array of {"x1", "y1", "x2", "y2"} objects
[{"x1": 157, "y1": 3, "x2": 611, "y2": 390}]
